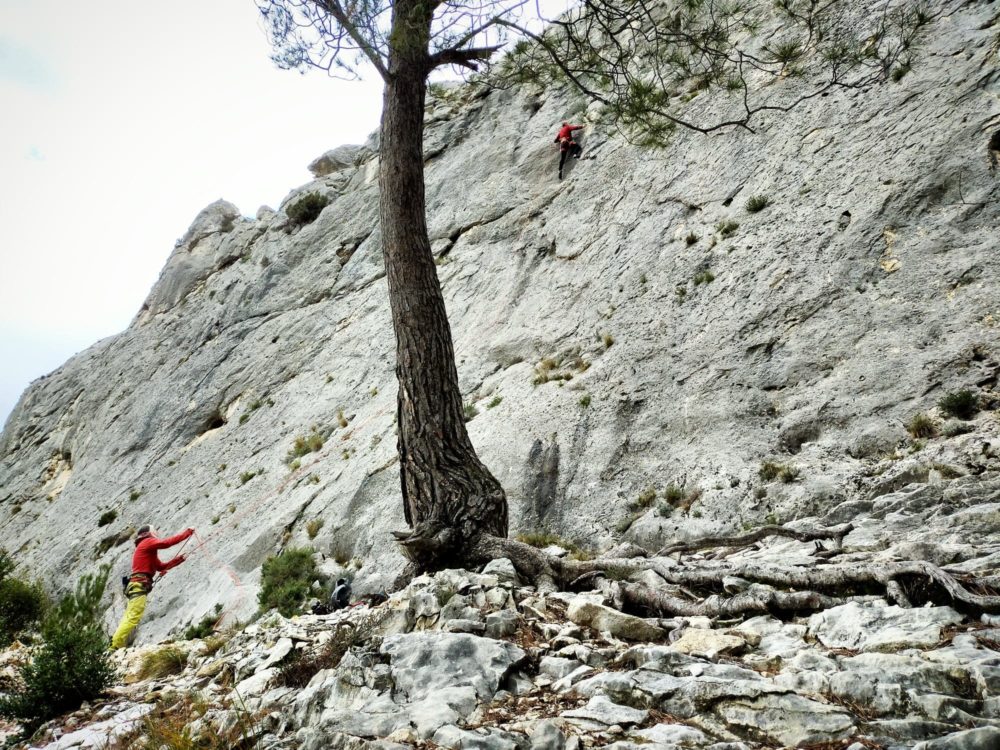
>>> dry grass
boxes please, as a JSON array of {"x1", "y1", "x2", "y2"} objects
[{"x1": 138, "y1": 646, "x2": 188, "y2": 680}]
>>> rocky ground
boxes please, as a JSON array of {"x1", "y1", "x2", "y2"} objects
[{"x1": 7, "y1": 464, "x2": 1000, "y2": 750}]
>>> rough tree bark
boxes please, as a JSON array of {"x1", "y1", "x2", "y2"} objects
[{"x1": 380, "y1": 0, "x2": 507, "y2": 572}]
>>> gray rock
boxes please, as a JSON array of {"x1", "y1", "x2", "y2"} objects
[
  {"x1": 913, "y1": 726, "x2": 1000, "y2": 749},
  {"x1": 482, "y1": 558, "x2": 521, "y2": 586},
  {"x1": 561, "y1": 696, "x2": 649, "y2": 728},
  {"x1": 381, "y1": 632, "x2": 526, "y2": 703},
  {"x1": 566, "y1": 598, "x2": 664, "y2": 641},
  {"x1": 808, "y1": 601, "x2": 963, "y2": 652},
  {"x1": 308, "y1": 145, "x2": 371, "y2": 177}
]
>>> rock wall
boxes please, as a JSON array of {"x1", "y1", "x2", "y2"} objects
[{"x1": 1, "y1": 0, "x2": 998, "y2": 642}]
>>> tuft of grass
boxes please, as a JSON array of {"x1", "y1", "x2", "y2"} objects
[
  {"x1": 97, "y1": 510, "x2": 117, "y2": 528},
  {"x1": 463, "y1": 403, "x2": 479, "y2": 422},
  {"x1": 486, "y1": 395, "x2": 503, "y2": 409},
  {"x1": 634, "y1": 486, "x2": 657, "y2": 509},
  {"x1": 239, "y1": 471, "x2": 257, "y2": 485},
  {"x1": 685, "y1": 232, "x2": 700, "y2": 246},
  {"x1": 183, "y1": 605, "x2": 222, "y2": 641},
  {"x1": 286, "y1": 430, "x2": 325, "y2": 463},
  {"x1": 306, "y1": 518, "x2": 324, "y2": 540},
  {"x1": 579, "y1": 394, "x2": 592, "y2": 408},
  {"x1": 337, "y1": 410, "x2": 349, "y2": 428},
  {"x1": 716, "y1": 220, "x2": 739, "y2": 238},
  {"x1": 138, "y1": 646, "x2": 187, "y2": 680},
  {"x1": 759, "y1": 461, "x2": 800, "y2": 483},
  {"x1": 601, "y1": 332, "x2": 615, "y2": 349},
  {"x1": 662, "y1": 485, "x2": 685, "y2": 506},
  {"x1": 745, "y1": 194, "x2": 771, "y2": 213},
  {"x1": 129, "y1": 489, "x2": 142, "y2": 502},
  {"x1": 211, "y1": 515, "x2": 220, "y2": 525},
  {"x1": 288, "y1": 459, "x2": 302, "y2": 472},
  {"x1": 938, "y1": 390, "x2": 979, "y2": 420},
  {"x1": 693, "y1": 270, "x2": 715, "y2": 285},
  {"x1": 906, "y1": 413, "x2": 938, "y2": 439}
]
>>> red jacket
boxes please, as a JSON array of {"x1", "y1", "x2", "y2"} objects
[
  {"x1": 555, "y1": 124, "x2": 583, "y2": 142},
  {"x1": 130, "y1": 529, "x2": 192, "y2": 577}
]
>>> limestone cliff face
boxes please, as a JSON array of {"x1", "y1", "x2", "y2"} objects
[{"x1": 1, "y1": 0, "x2": 998, "y2": 642}]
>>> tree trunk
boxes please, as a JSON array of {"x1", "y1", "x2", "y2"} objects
[{"x1": 379, "y1": 0, "x2": 507, "y2": 572}]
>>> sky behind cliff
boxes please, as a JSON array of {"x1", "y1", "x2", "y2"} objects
[{"x1": 0, "y1": 0, "x2": 385, "y2": 427}]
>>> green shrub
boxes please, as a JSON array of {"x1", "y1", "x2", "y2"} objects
[
  {"x1": 129, "y1": 489, "x2": 142, "y2": 502},
  {"x1": 487, "y1": 396, "x2": 503, "y2": 409},
  {"x1": 0, "y1": 566, "x2": 115, "y2": 731},
  {"x1": 286, "y1": 192, "x2": 330, "y2": 226},
  {"x1": 0, "y1": 578, "x2": 46, "y2": 646},
  {"x1": 745, "y1": 195, "x2": 771, "y2": 213},
  {"x1": 138, "y1": 646, "x2": 188, "y2": 680},
  {"x1": 183, "y1": 604, "x2": 222, "y2": 641},
  {"x1": 906, "y1": 412, "x2": 938, "y2": 438},
  {"x1": 463, "y1": 403, "x2": 479, "y2": 422},
  {"x1": 258, "y1": 547, "x2": 325, "y2": 617},
  {"x1": 662, "y1": 485, "x2": 686, "y2": 505},
  {"x1": 938, "y1": 390, "x2": 979, "y2": 420},
  {"x1": 693, "y1": 270, "x2": 715, "y2": 285},
  {"x1": 943, "y1": 422, "x2": 974, "y2": 438},
  {"x1": 239, "y1": 470, "x2": 257, "y2": 485},
  {"x1": 579, "y1": 394, "x2": 592, "y2": 408},
  {"x1": 97, "y1": 510, "x2": 117, "y2": 527}
]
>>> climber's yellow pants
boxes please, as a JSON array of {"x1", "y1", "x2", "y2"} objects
[{"x1": 110, "y1": 594, "x2": 147, "y2": 650}]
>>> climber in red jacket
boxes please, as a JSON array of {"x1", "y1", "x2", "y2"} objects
[
  {"x1": 555, "y1": 122, "x2": 584, "y2": 179},
  {"x1": 110, "y1": 525, "x2": 194, "y2": 649}
]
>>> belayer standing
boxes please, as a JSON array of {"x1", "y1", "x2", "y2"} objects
[
  {"x1": 555, "y1": 121, "x2": 583, "y2": 179},
  {"x1": 110, "y1": 525, "x2": 194, "y2": 649}
]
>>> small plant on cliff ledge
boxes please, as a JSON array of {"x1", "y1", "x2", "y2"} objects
[
  {"x1": 285, "y1": 192, "x2": 330, "y2": 227},
  {"x1": 938, "y1": 389, "x2": 980, "y2": 420},
  {"x1": 463, "y1": 403, "x2": 479, "y2": 422},
  {"x1": 745, "y1": 194, "x2": 771, "y2": 213},
  {"x1": 759, "y1": 461, "x2": 800, "y2": 483},
  {"x1": 906, "y1": 412, "x2": 938, "y2": 439},
  {"x1": 97, "y1": 509, "x2": 117, "y2": 527},
  {"x1": 286, "y1": 429, "x2": 325, "y2": 463},
  {"x1": 717, "y1": 220, "x2": 740, "y2": 238},
  {"x1": 258, "y1": 547, "x2": 326, "y2": 617}
]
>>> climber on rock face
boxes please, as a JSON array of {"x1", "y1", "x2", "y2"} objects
[
  {"x1": 554, "y1": 122, "x2": 584, "y2": 179},
  {"x1": 110, "y1": 525, "x2": 194, "y2": 649}
]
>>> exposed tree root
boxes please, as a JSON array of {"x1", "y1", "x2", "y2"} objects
[
  {"x1": 616, "y1": 581, "x2": 883, "y2": 618},
  {"x1": 656, "y1": 523, "x2": 854, "y2": 557},
  {"x1": 455, "y1": 533, "x2": 1000, "y2": 618}
]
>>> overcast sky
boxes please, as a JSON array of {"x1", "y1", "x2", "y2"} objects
[{"x1": 0, "y1": 0, "x2": 385, "y2": 427}]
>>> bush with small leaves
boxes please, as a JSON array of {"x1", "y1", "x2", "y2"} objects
[
  {"x1": 97, "y1": 510, "x2": 117, "y2": 527},
  {"x1": 286, "y1": 192, "x2": 330, "y2": 226},
  {"x1": 745, "y1": 194, "x2": 771, "y2": 213},
  {"x1": 662, "y1": 485, "x2": 686, "y2": 506},
  {"x1": 938, "y1": 390, "x2": 979, "y2": 420},
  {"x1": 182, "y1": 604, "x2": 223, "y2": 641},
  {"x1": 906, "y1": 413, "x2": 938, "y2": 439},
  {"x1": 258, "y1": 547, "x2": 326, "y2": 617},
  {"x1": 0, "y1": 566, "x2": 115, "y2": 731},
  {"x1": 0, "y1": 553, "x2": 46, "y2": 646}
]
